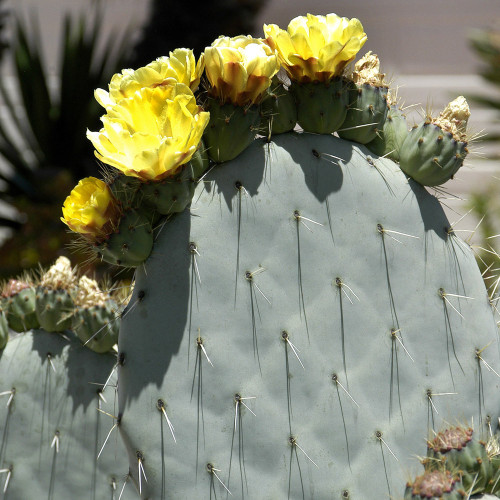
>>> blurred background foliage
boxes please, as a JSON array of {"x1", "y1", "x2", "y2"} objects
[
  {"x1": 0, "y1": 0, "x2": 268, "y2": 279},
  {"x1": 467, "y1": 25, "x2": 500, "y2": 298}
]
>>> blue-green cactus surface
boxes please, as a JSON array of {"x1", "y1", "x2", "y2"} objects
[
  {"x1": 0, "y1": 330, "x2": 136, "y2": 499},
  {"x1": 116, "y1": 132, "x2": 500, "y2": 499}
]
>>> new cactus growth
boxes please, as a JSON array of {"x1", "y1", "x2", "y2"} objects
[
  {"x1": 71, "y1": 276, "x2": 120, "y2": 353},
  {"x1": 367, "y1": 90, "x2": 409, "y2": 161},
  {"x1": 338, "y1": 52, "x2": 389, "y2": 144},
  {"x1": 427, "y1": 426, "x2": 500, "y2": 495},
  {"x1": 399, "y1": 96, "x2": 470, "y2": 186},
  {"x1": 260, "y1": 75, "x2": 298, "y2": 135},
  {"x1": 1, "y1": 278, "x2": 39, "y2": 332},
  {"x1": 405, "y1": 470, "x2": 466, "y2": 499},
  {"x1": 35, "y1": 256, "x2": 76, "y2": 332}
]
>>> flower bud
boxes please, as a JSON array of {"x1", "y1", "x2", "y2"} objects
[{"x1": 61, "y1": 177, "x2": 120, "y2": 240}]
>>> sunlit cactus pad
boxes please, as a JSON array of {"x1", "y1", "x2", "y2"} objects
[
  {"x1": 117, "y1": 132, "x2": 500, "y2": 499},
  {"x1": 0, "y1": 330, "x2": 135, "y2": 499}
]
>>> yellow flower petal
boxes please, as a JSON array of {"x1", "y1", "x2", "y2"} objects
[
  {"x1": 204, "y1": 35, "x2": 279, "y2": 106},
  {"x1": 264, "y1": 13, "x2": 367, "y2": 83},
  {"x1": 87, "y1": 84, "x2": 209, "y2": 181},
  {"x1": 61, "y1": 177, "x2": 119, "y2": 239}
]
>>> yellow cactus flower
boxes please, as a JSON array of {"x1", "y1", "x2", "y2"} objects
[
  {"x1": 264, "y1": 13, "x2": 367, "y2": 83},
  {"x1": 95, "y1": 48, "x2": 205, "y2": 108},
  {"x1": 87, "y1": 83, "x2": 209, "y2": 181},
  {"x1": 61, "y1": 177, "x2": 119, "y2": 239},
  {"x1": 204, "y1": 35, "x2": 279, "y2": 106}
]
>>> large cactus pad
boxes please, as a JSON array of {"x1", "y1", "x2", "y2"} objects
[{"x1": 117, "y1": 132, "x2": 499, "y2": 499}]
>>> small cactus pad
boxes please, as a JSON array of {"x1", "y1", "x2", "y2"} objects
[{"x1": 405, "y1": 470, "x2": 465, "y2": 499}]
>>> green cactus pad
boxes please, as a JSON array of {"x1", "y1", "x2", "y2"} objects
[
  {"x1": 0, "y1": 330, "x2": 136, "y2": 499},
  {"x1": 140, "y1": 148, "x2": 209, "y2": 216},
  {"x1": 338, "y1": 82, "x2": 389, "y2": 144},
  {"x1": 72, "y1": 301, "x2": 119, "y2": 353},
  {"x1": 35, "y1": 287, "x2": 74, "y2": 332},
  {"x1": 116, "y1": 132, "x2": 500, "y2": 499},
  {"x1": 107, "y1": 173, "x2": 142, "y2": 211},
  {"x1": 260, "y1": 77, "x2": 297, "y2": 135},
  {"x1": 96, "y1": 209, "x2": 153, "y2": 268},
  {"x1": 404, "y1": 470, "x2": 466, "y2": 499},
  {"x1": 290, "y1": 78, "x2": 348, "y2": 134},
  {"x1": 399, "y1": 122, "x2": 468, "y2": 186},
  {"x1": 203, "y1": 97, "x2": 260, "y2": 163},
  {"x1": 3, "y1": 287, "x2": 39, "y2": 332},
  {"x1": 428, "y1": 427, "x2": 498, "y2": 495},
  {"x1": 367, "y1": 104, "x2": 409, "y2": 161}
]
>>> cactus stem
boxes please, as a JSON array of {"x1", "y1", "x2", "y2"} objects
[{"x1": 157, "y1": 399, "x2": 176, "y2": 443}]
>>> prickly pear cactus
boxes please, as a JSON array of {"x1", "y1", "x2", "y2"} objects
[
  {"x1": 116, "y1": 132, "x2": 500, "y2": 499},
  {"x1": 0, "y1": 330, "x2": 135, "y2": 499}
]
